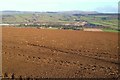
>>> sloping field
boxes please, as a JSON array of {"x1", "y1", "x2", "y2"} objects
[{"x1": 2, "y1": 27, "x2": 119, "y2": 78}]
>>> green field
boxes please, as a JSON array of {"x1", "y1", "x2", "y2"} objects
[
  {"x1": 79, "y1": 15, "x2": 118, "y2": 28},
  {"x1": 102, "y1": 28, "x2": 120, "y2": 32}
]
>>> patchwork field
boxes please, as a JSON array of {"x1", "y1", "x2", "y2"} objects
[
  {"x1": 84, "y1": 28, "x2": 103, "y2": 32},
  {"x1": 2, "y1": 27, "x2": 119, "y2": 78}
]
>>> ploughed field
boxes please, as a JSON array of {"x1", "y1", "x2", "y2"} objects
[{"x1": 2, "y1": 27, "x2": 119, "y2": 78}]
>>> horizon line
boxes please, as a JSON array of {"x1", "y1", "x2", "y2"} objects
[{"x1": 0, "y1": 10, "x2": 118, "y2": 13}]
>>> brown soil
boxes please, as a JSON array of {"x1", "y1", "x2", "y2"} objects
[{"x1": 2, "y1": 27, "x2": 119, "y2": 78}]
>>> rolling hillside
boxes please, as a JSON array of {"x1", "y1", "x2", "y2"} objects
[{"x1": 1, "y1": 10, "x2": 119, "y2": 31}]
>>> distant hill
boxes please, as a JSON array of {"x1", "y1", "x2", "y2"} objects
[
  {"x1": 59, "y1": 10, "x2": 98, "y2": 14},
  {"x1": 1, "y1": 10, "x2": 99, "y2": 23},
  {"x1": 1, "y1": 10, "x2": 98, "y2": 15},
  {"x1": 1, "y1": 10, "x2": 118, "y2": 31},
  {"x1": 1, "y1": 10, "x2": 37, "y2": 15}
]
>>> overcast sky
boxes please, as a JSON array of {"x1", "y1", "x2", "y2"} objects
[{"x1": 0, "y1": 0, "x2": 119, "y2": 13}]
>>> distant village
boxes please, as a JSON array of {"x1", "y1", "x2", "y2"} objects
[{"x1": 1, "y1": 20, "x2": 116, "y2": 31}]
